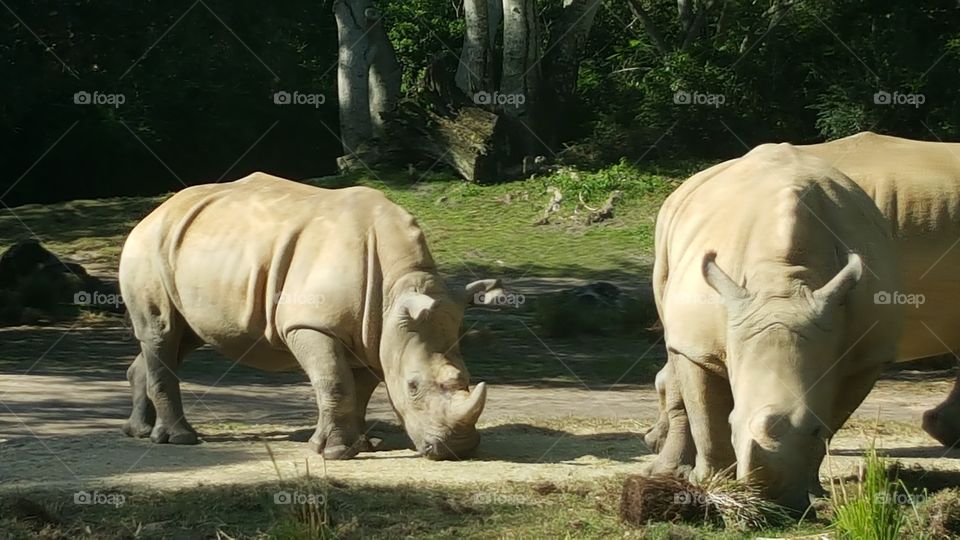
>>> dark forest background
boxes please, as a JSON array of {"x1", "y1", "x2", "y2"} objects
[{"x1": 2, "y1": 0, "x2": 959, "y2": 205}]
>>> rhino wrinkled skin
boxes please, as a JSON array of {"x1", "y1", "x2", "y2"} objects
[
  {"x1": 119, "y1": 173, "x2": 501, "y2": 460},
  {"x1": 646, "y1": 133, "x2": 960, "y2": 511}
]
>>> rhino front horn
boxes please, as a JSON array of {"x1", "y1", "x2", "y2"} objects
[{"x1": 453, "y1": 382, "x2": 487, "y2": 426}]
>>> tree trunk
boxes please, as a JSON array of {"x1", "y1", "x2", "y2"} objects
[
  {"x1": 334, "y1": 0, "x2": 374, "y2": 152},
  {"x1": 456, "y1": 0, "x2": 492, "y2": 97},
  {"x1": 500, "y1": 0, "x2": 542, "y2": 155},
  {"x1": 334, "y1": 1, "x2": 401, "y2": 152},
  {"x1": 368, "y1": 6, "x2": 402, "y2": 138},
  {"x1": 546, "y1": 0, "x2": 601, "y2": 101}
]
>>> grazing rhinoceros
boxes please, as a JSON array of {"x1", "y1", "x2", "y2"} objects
[
  {"x1": 646, "y1": 142, "x2": 901, "y2": 511},
  {"x1": 645, "y1": 132, "x2": 960, "y2": 510},
  {"x1": 119, "y1": 172, "x2": 504, "y2": 460}
]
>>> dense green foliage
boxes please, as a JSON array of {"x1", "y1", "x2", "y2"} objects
[{"x1": 3, "y1": 1, "x2": 959, "y2": 204}]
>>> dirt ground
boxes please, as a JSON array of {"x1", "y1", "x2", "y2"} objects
[{"x1": 3, "y1": 318, "x2": 960, "y2": 497}]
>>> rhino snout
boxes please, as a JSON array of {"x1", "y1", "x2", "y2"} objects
[{"x1": 418, "y1": 429, "x2": 481, "y2": 460}]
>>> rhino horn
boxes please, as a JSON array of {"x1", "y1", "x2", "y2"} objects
[
  {"x1": 814, "y1": 252, "x2": 863, "y2": 305},
  {"x1": 702, "y1": 251, "x2": 749, "y2": 303},
  {"x1": 451, "y1": 382, "x2": 487, "y2": 426}
]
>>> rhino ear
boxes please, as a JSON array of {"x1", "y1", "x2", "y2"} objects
[
  {"x1": 463, "y1": 279, "x2": 507, "y2": 306},
  {"x1": 814, "y1": 253, "x2": 862, "y2": 306},
  {"x1": 399, "y1": 292, "x2": 438, "y2": 323},
  {"x1": 702, "y1": 251, "x2": 749, "y2": 304}
]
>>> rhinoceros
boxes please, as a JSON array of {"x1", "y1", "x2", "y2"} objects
[
  {"x1": 645, "y1": 142, "x2": 901, "y2": 511},
  {"x1": 645, "y1": 132, "x2": 960, "y2": 510},
  {"x1": 118, "y1": 173, "x2": 503, "y2": 459}
]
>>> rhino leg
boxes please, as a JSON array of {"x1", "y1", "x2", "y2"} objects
[
  {"x1": 352, "y1": 368, "x2": 384, "y2": 452},
  {"x1": 672, "y1": 354, "x2": 735, "y2": 482},
  {"x1": 641, "y1": 355, "x2": 696, "y2": 476},
  {"x1": 122, "y1": 353, "x2": 156, "y2": 438},
  {"x1": 923, "y1": 372, "x2": 960, "y2": 448},
  {"x1": 643, "y1": 365, "x2": 672, "y2": 453},
  {"x1": 808, "y1": 365, "x2": 884, "y2": 497},
  {"x1": 287, "y1": 329, "x2": 363, "y2": 460},
  {"x1": 141, "y1": 331, "x2": 200, "y2": 445}
]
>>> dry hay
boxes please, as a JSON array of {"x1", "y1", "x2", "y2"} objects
[
  {"x1": 619, "y1": 474, "x2": 789, "y2": 531},
  {"x1": 920, "y1": 488, "x2": 960, "y2": 539}
]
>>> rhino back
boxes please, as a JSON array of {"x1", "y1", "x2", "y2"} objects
[
  {"x1": 655, "y1": 144, "x2": 898, "y2": 369},
  {"x1": 119, "y1": 173, "x2": 434, "y2": 369},
  {"x1": 801, "y1": 133, "x2": 960, "y2": 361}
]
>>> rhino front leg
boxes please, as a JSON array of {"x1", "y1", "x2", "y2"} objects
[
  {"x1": 287, "y1": 329, "x2": 363, "y2": 460},
  {"x1": 353, "y1": 367, "x2": 384, "y2": 452},
  {"x1": 673, "y1": 355, "x2": 735, "y2": 482},
  {"x1": 923, "y1": 371, "x2": 960, "y2": 448},
  {"x1": 642, "y1": 354, "x2": 695, "y2": 476},
  {"x1": 122, "y1": 353, "x2": 156, "y2": 438},
  {"x1": 142, "y1": 337, "x2": 199, "y2": 445}
]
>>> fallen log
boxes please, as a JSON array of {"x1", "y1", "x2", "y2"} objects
[{"x1": 337, "y1": 100, "x2": 510, "y2": 184}]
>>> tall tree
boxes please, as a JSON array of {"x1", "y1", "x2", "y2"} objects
[{"x1": 334, "y1": 0, "x2": 401, "y2": 152}]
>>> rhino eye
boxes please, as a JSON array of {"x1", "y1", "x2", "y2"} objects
[{"x1": 407, "y1": 379, "x2": 420, "y2": 396}]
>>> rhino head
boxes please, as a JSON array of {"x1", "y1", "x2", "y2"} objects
[
  {"x1": 380, "y1": 277, "x2": 506, "y2": 459},
  {"x1": 703, "y1": 251, "x2": 863, "y2": 511}
]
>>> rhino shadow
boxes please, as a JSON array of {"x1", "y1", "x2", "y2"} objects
[
  {"x1": 198, "y1": 422, "x2": 650, "y2": 464},
  {"x1": 470, "y1": 423, "x2": 649, "y2": 464}
]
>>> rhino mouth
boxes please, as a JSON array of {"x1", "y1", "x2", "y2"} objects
[{"x1": 416, "y1": 430, "x2": 481, "y2": 460}]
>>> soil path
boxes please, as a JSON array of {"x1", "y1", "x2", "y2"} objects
[{"x1": 2, "y1": 277, "x2": 960, "y2": 494}]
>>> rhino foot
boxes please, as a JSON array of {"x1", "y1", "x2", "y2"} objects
[
  {"x1": 121, "y1": 419, "x2": 154, "y2": 439},
  {"x1": 150, "y1": 425, "x2": 199, "y2": 445},
  {"x1": 308, "y1": 431, "x2": 365, "y2": 460},
  {"x1": 643, "y1": 421, "x2": 668, "y2": 454},
  {"x1": 638, "y1": 459, "x2": 693, "y2": 480}
]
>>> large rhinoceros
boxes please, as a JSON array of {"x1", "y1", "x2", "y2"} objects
[
  {"x1": 646, "y1": 142, "x2": 901, "y2": 511},
  {"x1": 118, "y1": 173, "x2": 503, "y2": 460},
  {"x1": 645, "y1": 132, "x2": 960, "y2": 510}
]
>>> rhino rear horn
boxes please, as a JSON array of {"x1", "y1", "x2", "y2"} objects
[
  {"x1": 814, "y1": 253, "x2": 863, "y2": 306},
  {"x1": 702, "y1": 251, "x2": 749, "y2": 303},
  {"x1": 452, "y1": 382, "x2": 487, "y2": 426}
]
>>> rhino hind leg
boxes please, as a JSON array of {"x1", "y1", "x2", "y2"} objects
[
  {"x1": 643, "y1": 366, "x2": 673, "y2": 454},
  {"x1": 122, "y1": 353, "x2": 156, "y2": 438},
  {"x1": 923, "y1": 372, "x2": 960, "y2": 447},
  {"x1": 352, "y1": 368, "x2": 384, "y2": 452},
  {"x1": 139, "y1": 323, "x2": 201, "y2": 445},
  {"x1": 287, "y1": 329, "x2": 364, "y2": 460},
  {"x1": 641, "y1": 356, "x2": 697, "y2": 477}
]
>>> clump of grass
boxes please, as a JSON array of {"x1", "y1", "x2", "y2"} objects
[
  {"x1": 917, "y1": 488, "x2": 960, "y2": 539},
  {"x1": 264, "y1": 443, "x2": 335, "y2": 539},
  {"x1": 829, "y1": 446, "x2": 925, "y2": 540},
  {"x1": 619, "y1": 474, "x2": 789, "y2": 531}
]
